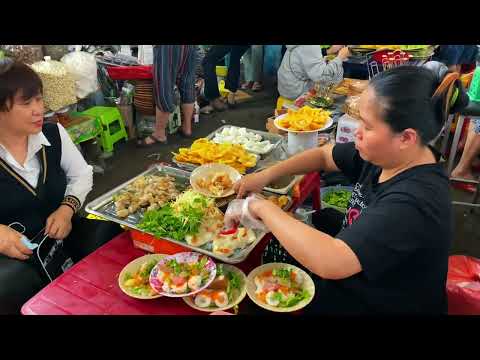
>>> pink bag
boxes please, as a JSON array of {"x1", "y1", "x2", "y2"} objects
[{"x1": 447, "y1": 255, "x2": 480, "y2": 314}]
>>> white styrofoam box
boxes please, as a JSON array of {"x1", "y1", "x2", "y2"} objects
[{"x1": 335, "y1": 114, "x2": 359, "y2": 144}]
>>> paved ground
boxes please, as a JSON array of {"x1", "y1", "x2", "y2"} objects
[{"x1": 83, "y1": 79, "x2": 480, "y2": 259}]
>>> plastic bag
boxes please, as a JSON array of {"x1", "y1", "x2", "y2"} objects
[
  {"x1": 31, "y1": 58, "x2": 77, "y2": 111},
  {"x1": 61, "y1": 51, "x2": 98, "y2": 99},
  {"x1": 446, "y1": 255, "x2": 480, "y2": 315},
  {"x1": 1, "y1": 45, "x2": 43, "y2": 64},
  {"x1": 224, "y1": 194, "x2": 269, "y2": 232}
]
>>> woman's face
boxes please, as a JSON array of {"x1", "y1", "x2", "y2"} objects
[
  {"x1": 354, "y1": 87, "x2": 403, "y2": 167},
  {"x1": 0, "y1": 92, "x2": 44, "y2": 136}
]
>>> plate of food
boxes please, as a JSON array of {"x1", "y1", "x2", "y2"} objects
[
  {"x1": 246, "y1": 263, "x2": 315, "y2": 312},
  {"x1": 118, "y1": 253, "x2": 167, "y2": 299},
  {"x1": 274, "y1": 107, "x2": 333, "y2": 133},
  {"x1": 190, "y1": 163, "x2": 242, "y2": 198},
  {"x1": 183, "y1": 264, "x2": 247, "y2": 312},
  {"x1": 149, "y1": 252, "x2": 217, "y2": 297}
]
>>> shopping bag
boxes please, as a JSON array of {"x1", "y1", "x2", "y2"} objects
[{"x1": 446, "y1": 255, "x2": 480, "y2": 315}]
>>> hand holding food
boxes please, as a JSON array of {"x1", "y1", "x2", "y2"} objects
[
  {"x1": 234, "y1": 171, "x2": 272, "y2": 199},
  {"x1": 224, "y1": 195, "x2": 269, "y2": 233}
]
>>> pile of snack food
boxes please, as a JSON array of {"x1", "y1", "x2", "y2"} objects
[
  {"x1": 173, "y1": 138, "x2": 258, "y2": 174},
  {"x1": 277, "y1": 106, "x2": 331, "y2": 132}
]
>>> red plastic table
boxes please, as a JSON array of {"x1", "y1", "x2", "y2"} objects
[{"x1": 22, "y1": 172, "x2": 321, "y2": 315}]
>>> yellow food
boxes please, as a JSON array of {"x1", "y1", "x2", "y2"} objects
[
  {"x1": 267, "y1": 195, "x2": 289, "y2": 209},
  {"x1": 278, "y1": 106, "x2": 331, "y2": 131},
  {"x1": 173, "y1": 138, "x2": 257, "y2": 174}
]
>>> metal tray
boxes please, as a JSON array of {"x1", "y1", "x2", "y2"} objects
[
  {"x1": 85, "y1": 164, "x2": 268, "y2": 264},
  {"x1": 215, "y1": 191, "x2": 293, "y2": 211},
  {"x1": 205, "y1": 125, "x2": 284, "y2": 156}
]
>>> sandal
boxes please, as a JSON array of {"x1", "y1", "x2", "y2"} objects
[
  {"x1": 252, "y1": 82, "x2": 264, "y2": 92},
  {"x1": 136, "y1": 135, "x2": 168, "y2": 148},
  {"x1": 241, "y1": 81, "x2": 253, "y2": 90}
]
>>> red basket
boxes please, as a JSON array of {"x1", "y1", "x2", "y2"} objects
[{"x1": 106, "y1": 65, "x2": 153, "y2": 80}]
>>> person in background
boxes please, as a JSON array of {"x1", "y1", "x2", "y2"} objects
[
  {"x1": 241, "y1": 45, "x2": 264, "y2": 92},
  {"x1": 451, "y1": 119, "x2": 480, "y2": 191},
  {"x1": 277, "y1": 45, "x2": 350, "y2": 101},
  {"x1": 227, "y1": 66, "x2": 468, "y2": 314},
  {"x1": 201, "y1": 45, "x2": 250, "y2": 112},
  {"x1": 434, "y1": 45, "x2": 478, "y2": 74},
  {"x1": 137, "y1": 45, "x2": 196, "y2": 147},
  {"x1": 0, "y1": 59, "x2": 122, "y2": 314}
]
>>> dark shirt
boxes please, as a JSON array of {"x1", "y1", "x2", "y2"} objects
[{"x1": 308, "y1": 142, "x2": 452, "y2": 315}]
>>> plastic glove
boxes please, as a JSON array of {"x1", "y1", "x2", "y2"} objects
[{"x1": 224, "y1": 194, "x2": 269, "y2": 232}]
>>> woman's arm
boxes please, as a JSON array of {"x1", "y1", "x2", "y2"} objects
[
  {"x1": 250, "y1": 200, "x2": 362, "y2": 280},
  {"x1": 57, "y1": 123, "x2": 93, "y2": 209},
  {"x1": 300, "y1": 45, "x2": 344, "y2": 83}
]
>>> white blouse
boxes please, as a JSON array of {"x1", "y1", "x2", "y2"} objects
[{"x1": 0, "y1": 123, "x2": 93, "y2": 206}]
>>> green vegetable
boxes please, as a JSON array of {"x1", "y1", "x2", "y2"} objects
[
  {"x1": 273, "y1": 268, "x2": 291, "y2": 280},
  {"x1": 323, "y1": 189, "x2": 352, "y2": 209},
  {"x1": 226, "y1": 270, "x2": 242, "y2": 302},
  {"x1": 167, "y1": 259, "x2": 182, "y2": 275},
  {"x1": 216, "y1": 264, "x2": 224, "y2": 277},
  {"x1": 279, "y1": 289, "x2": 310, "y2": 308},
  {"x1": 139, "y1": 261, "x2": 156, "y2": 277},
  {"x1": 138, "y1": 190, "x2": 213, "y2": 241}
]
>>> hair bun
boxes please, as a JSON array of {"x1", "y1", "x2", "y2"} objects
[{"x1": 0, "y1": 57, "x2": 14, "y2": 75}]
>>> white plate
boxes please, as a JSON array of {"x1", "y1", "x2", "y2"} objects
[
  {"x1": 149, "y1": 252, "x2": 217, "y2": 298},
  {"x1": 190, "y1": 163, "x2": 242, "y2": 198},
  {"x1": 118, "y1": 253, "x2": 167, "y2": 300},
  {"x1": 246, "y1": 263, "x2": 315, "y2": 313},
  {"x1": 183, "y1": 264, "x2": 247, "y2": 312},
  {"x1": 274, "y1": 114, "x2": 333, "y2": 133}
]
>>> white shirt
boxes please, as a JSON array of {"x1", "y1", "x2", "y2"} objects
[{"x1": 0, "y1": 123, "x2": 93, "y2": 206}]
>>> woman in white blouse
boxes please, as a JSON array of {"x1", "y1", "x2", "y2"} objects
[{"x1": 0, "y1": 58, "x2": 121, "y2": 313}]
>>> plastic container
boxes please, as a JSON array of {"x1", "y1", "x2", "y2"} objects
[
  {"x1": 130, "y1": 229, "x2": 191, "y2": 255},
  {"x1": 336, "y1": 114, "x2": 359, "y2": 144},
  {"x1": 321, "y1": 185, "x2": 353, "y2": 213}
]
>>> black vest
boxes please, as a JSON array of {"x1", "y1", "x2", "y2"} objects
[{"x1": 0, "y1": 123, "x2": 67, "y2": 239}]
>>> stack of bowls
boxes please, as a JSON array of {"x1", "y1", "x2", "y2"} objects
[{"x1": 134, "y1": 80, "x2": 156, "y2": 115}]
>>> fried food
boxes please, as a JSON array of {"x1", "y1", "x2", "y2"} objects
[
  {"x1": 196, "y1": 171, "x2": 234, "y2": 197},
  {"x1": 173, "y1": 138, "x2": 257, "y2": 174},
  {"x1": 114, "y1": 175, "x2": 179, "y2": 218},
  {"x1": 278, "y1": 106, "x2": 331, "y2": 131},
  {"x1": 267, "y1": 195, "x2": 290, "y2": 209}
]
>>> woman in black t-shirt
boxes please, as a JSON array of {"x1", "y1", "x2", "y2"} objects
[{"x1": 228, "y1": 66, "x2": 468, "y2": 314}]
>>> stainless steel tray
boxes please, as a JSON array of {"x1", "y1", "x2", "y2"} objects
[
  {"x1": 205, "y1": 125, "x2": 284, "y2": 156},
  {"x1": 85, "y1": 164, "x2": 267, "y2": 264}
]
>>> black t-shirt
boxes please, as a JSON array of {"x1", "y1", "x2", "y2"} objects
[{"x1": 309, "y1": 142, "x2": 452, "y2": 315}]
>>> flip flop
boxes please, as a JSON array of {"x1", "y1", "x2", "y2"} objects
[
  {"x1": 241, "y1": 81, "x2": 253, "y2": 90},
  {"x1": 136, "y1": 135, "x2": 168, "y2": 148}
]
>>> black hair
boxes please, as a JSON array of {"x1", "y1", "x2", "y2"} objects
[
  {"x1": 0, "y1": 58, "x2": 43, "y2": 112},
  {"x1": 369, "y1": 65, "x2": 468, "y2": 145}
]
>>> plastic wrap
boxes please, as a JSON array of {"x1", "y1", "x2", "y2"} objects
[
  {"x1": 31, "y1": 58, "x2": 77, "y2": 111},
  {"x1": 61, "y1": 51, "x2": 98, "y2": 99}
]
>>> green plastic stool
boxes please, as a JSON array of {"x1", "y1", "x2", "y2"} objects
[
  {"x1": 468, "y1": 67, "x2": 480, "y2": 102},
  {"x1": 80, "y1": 106, "x2": 128, "y2": 153}
]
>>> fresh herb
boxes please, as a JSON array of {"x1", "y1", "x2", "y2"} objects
[
  {"x1": 167, "y1": 259, "x2": 182, "y2": 275},
  {"x1": 273, "y1": 268, "x2": 291, "y2": 280},
  {"x1": 138, "y1": 191, "x2": 213, "y2": 241},
  {"x1": 226, "y1": 271, "x2": 242, "y2": 302},
  {"x1": 216, "y1": 264, "x2": 224, "y2": 277},
  {"x1": 280, "y1": 289, "x2": 310, "y2": 307},
  {"x1": 272, "y1": 292, "x2": 283, "y2": 303},
  {"x1": 323, "y1": 189, "x2": 352, "y2": 209},
  {"x1": 139, "y1": 261, "x2": 156, "y2": 277}
]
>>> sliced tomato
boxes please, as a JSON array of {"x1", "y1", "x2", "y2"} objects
[{"x1": 171, "y1": 275, "x2": 187, "y2": 286}]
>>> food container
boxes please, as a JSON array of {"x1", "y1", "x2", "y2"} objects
[
  {"x1": 335, "y1": 114, "x2": 359, "y2": 144},
  {"x1": 321, "y1": 185, "x2": 353, "y2": 213},
  {"x1": 85, "y1": 164, "x2": 268, "y2": 264},
  {"x1": 205, "y1": 125, "x2": 284, "y2": 156}
]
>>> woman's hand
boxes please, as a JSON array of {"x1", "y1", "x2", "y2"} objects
[
  {"x1": 327, "y1": 45, "x2": 345, "y2": 55},
  {"x1": 45, "y1": 205, "x2": 74, "y2": 240},
  {"x1": 0, "y1": 224, "x2": 33, "y2": 260},
  {"x1": 234, "y1": 170, "x2": 274, "y2": 199},
  {"x1": 337, "y1": 47, "x2": 351, "y2": 61},
  {"x1": 224, "y1": 195, "x2": 269, "y2": 232}
]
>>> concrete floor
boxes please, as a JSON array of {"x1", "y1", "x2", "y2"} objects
[{"x1": 83, "y1": 81, "x2": 480, "y2": 259}]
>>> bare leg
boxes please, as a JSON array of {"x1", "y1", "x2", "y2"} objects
[
  {"x1": 181, "y1": 103, "x2": 194, "y2": 136},
  {"x1": 452, "y1": 122, "x2": 480, "y2": 180},
  {"x1": 145, "y1": 106, "x2": 169, "y2": 144}
]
